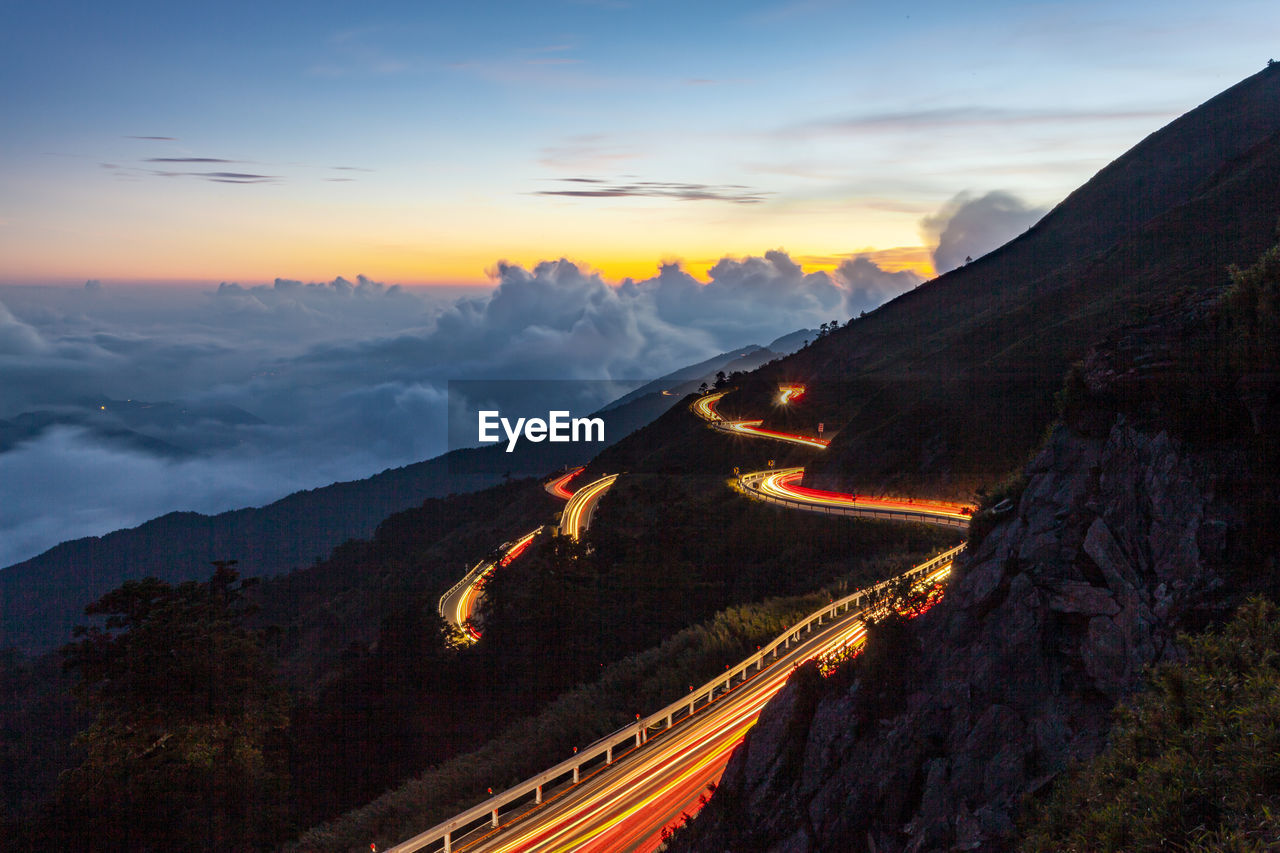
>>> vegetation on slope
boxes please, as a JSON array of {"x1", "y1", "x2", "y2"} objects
[
  {"x1": 295, "y1": 591, "x2": 833, "y2": 851},
  {"x1": 1020, "y1": 598, "x2": 1280, "y2": 852},
  {"x1": 15, "y1": 565, "x2": 291, "y2": 852},
  {"x1": 478, "y1": 474, "x2": 956, "y2": 704}
]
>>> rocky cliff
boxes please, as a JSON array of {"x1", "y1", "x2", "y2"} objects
[{"x1": 669, "y1": 291, "x2": 1277, "y2": 852}]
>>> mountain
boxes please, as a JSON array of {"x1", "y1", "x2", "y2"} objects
[
  {"x1": 661, "y1": 67, "x2": 1280, "y2": 853},
  {"x1": 599, "y1": 344, "x2": 779, "y2": 410},
  {"x1": 0, "y1": 340, "x2": 802, "y2": 655},
  {"x1": 734, "y1": 63, "x2": 1280, "y2": 498},
  {"x1": 302, "y1": 68, "x2": 1280, "y2": 851},
  {"x1": 668, "y1": 261, "x2": 1280, "y2": 852},
  {"x1": 765, "y1": 327, "x2": 817, "y2": 354}
]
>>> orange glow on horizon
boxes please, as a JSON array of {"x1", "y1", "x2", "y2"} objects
[{"x1": 4, "y1": 245, "x2": 938, "y2": 290}]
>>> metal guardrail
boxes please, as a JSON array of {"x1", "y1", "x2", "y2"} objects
[{"x1": 389, "y1": 543, "x2": 965, "y2": 853}]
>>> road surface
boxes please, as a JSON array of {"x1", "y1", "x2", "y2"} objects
[
  {"x1": 408, "y1": 386, "x2": 968, "y2": 850},
  {"x1": 392, "y1": 555, "x2": 957, "y2": 853}
]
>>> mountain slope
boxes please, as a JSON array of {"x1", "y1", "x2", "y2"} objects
[
  {"x1": 729, "y1": 64, "x2": 1280, "y2": 497},
  {"x1": 668, "y1": 248, "x2": 1280, "y2": 853}
]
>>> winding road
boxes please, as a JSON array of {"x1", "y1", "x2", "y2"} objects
[
  {"x1": 438, "y1": 466, "x2": 620, "y2": 641},
  {"x1": 407, "y1": 386, "x2": 970, "y2": 852}
]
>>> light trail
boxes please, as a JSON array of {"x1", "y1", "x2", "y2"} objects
[
  {"x1": 439, "y1": 527, "x2": 543, "y2": 643},
  {"x1": 407, "y1": 384, "x2": 963, "y2": 851},
  {"x1": 690, "y1": 390, "x2": 727, "y2": 423},
  {"x1": 545, "y1": 467, "x2": 585, "y2": 501},
  {"x1": 692, "y1": 388, "x2": 828, "y2": 448},
  {"x1": 444, "y1": 562, "x2": 954, "y2": 853},
  {"x1": 557, "y1": 474, "x2": 619, "y2": 540},
  {"x1": 745, "y1": 467, "x2": 974, "y2": 523},
  {"x1": 777, "y1": 384, "x2": 804, "y2": 405},
  {"x1": 722, "y1": 419, "x2": 829, "y2": 448}
]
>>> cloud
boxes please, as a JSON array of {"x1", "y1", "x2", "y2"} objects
[
  {"x1": 0, "y1": 298, "x2": 48, "y2": 356},
  {"x1": 791, "y1": 106, "x2": 1174, "y2": 137},
  {"x1": 106, "y1": 161, "x2": 283, "y2": 184},
  {"x1": 145, "y1": 157, "x2": 238, "y2": 163},
  {"x1": 0, "y1": 249, "x2": 917, "y2": 566},
  {"x1": 537, "y1": 178, "x2": 771, "y2": 204},
  {"x1": 124, "y1": 135, "x2": 178, "y2": 141},
  {"x1": 921, "y1": 190, "x2": 1046, "y2": 273},
  {"x1": 148, "y1": 169, "x2": 279, "y2": 184},
  {"x1": 538, "y1": 135, "x2": 639, "y2": 170},
  {"x1": 203, "y1": 172, "x2": 278, "y2": 183}
]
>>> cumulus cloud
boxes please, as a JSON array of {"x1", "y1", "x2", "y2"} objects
[
  {"x1": 921, "y1": 190, "x2": 1046, "y2": 273},
  {"x1": 0, "y1": 250, "x2": 917, "y2": 566}
]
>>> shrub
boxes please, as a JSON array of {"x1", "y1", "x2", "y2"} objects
[{"x1": 1020, "y1": 598, "x2": 1280, "y2": 852}]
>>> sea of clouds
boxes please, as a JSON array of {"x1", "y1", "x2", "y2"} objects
[{"x1": 0, "y1": 191, "x2": 1041, "y2": 567}]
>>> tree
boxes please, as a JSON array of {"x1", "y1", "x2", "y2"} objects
[{"x1": 50, "y1": 563, "x2": 290, "y2": 851}]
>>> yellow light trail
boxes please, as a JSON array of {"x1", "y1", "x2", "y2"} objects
[
  {"x1": 441, "y1": 527, "x2": 543, "y2": 642},
  {"x1": 458, "y1": 563, "x2": 953, "y2": 853},
  {"x1": 558, "y1": 474, "x2": 619, "y2": 540},
  {"x1": 690, "y1": 390, "x2": 727, "y2": 423},
  {"x1": 723, "y1": 419, "x2": 829, "y2": 448},
  {"x1": 692, "y1": 387, "x2": 828, "y2": 448}
]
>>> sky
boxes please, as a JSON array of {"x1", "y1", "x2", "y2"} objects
[
  {"x1": 3, "y1": 0, "x2": 1277, "y2": 286},
  {"x1": 2, "y1": 0, "x2": 1278, "y2": 567}
]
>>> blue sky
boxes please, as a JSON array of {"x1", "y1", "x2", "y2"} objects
[{"x1": 4, "y1": 0, "x2": 1277, "y2": 284}]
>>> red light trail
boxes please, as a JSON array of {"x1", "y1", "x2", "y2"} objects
[{"x1": 545, "y1": 467, "x2": 585, "y2": 501}]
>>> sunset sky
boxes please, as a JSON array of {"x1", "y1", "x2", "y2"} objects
[{"x1": 4, "y1": 0, "x2": 1277, "y2": 286}]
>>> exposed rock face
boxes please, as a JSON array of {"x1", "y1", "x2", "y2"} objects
[{"x1": 671, "y1": 414, "x2": 1250, "y2": 853}]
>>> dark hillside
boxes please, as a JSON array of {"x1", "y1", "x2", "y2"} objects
[
  {"x1": 748, "y1": 65, "x2": 1280, "y2": 497},
  {"x1": 252, "y1": 477, "x2": 562, "y2": 687},
  {"x1": 667, "y1": 241, "x2": 1280, "y2": 853},
  {"x1": 590, "y1": 392, "x2": 821, "y2": 478}
]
